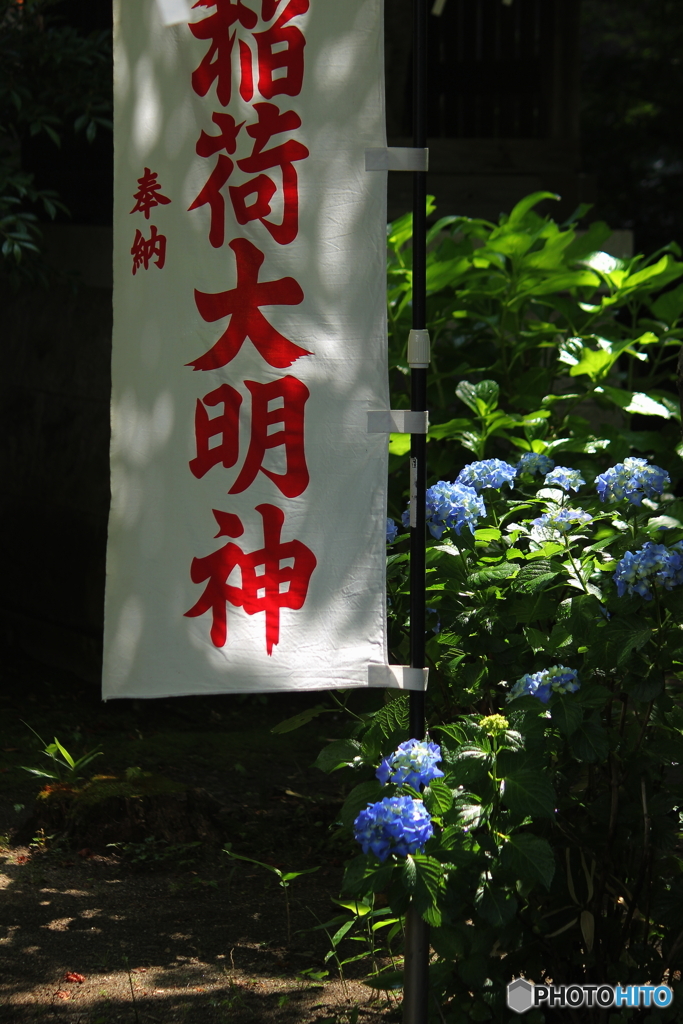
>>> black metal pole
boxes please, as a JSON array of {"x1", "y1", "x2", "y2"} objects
[{"x1": 404, "y1": 0, "x2": 429, "y2": 1021}]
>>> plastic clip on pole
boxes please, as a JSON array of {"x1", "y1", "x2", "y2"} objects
[{"x1": 404, "y1": 1, "x2": 430, "y2": 1023}]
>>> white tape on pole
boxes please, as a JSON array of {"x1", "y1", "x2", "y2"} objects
[
  {"x1": 367, "y1": 410, "x2": 429, "y2": 434},
  {"x1": 368, "y1": 665, "x2": 429, "y2": 691},
  {"x1": 365, "y1": 147, "x2": 429, "y2": 172}
]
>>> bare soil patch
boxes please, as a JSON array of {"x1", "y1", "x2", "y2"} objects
[{"x1": 0, "y1": 652, "x2": 402, "y2": 1024}]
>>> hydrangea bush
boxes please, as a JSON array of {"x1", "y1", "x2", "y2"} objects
[{"x1": 309, "y1": 195, "x2": 683, "y2": 1021}]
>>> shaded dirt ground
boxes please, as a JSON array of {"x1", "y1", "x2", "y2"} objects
[{"x1": 0, "y1": 649, "x2": 403, "y2": 1024}]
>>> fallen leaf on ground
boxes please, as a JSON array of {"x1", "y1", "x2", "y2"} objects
[
  {"x1": 64, "y1": 972, "x2": 86, "y2": 983},
  {"x1": 54, "y1": 991, "x2": 71, "y2": 1000}
]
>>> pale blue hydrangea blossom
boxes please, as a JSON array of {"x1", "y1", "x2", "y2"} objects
[
  {"x1": 386, "y1": 518, "x2": 398, "y2": 544},
  {"x1": 516, "y1": 452, "x2": 555, "y2": 476},
  {"x1": 596, "y1": 458, "x2": 670, "y2": 506},
  {"x1": 613, "y1": 541, "x2": 683, "y2": 599},
  {"x1": 532, "y1": 507, "x2": 592, "y2": 534},
  {"x1": 507, "y1": 665, "x2": 581, "y2": 704},
  {"x1": 353, "y1": 796, "x2": 434, "y2": 861},
  {"x1": 376, "y1": 739, "x2": 444, "y2": 791},
  {"x1": 456, "y1": 459, "x2": 517, "y2": 491},
  {"x1": 402, "y1": 480, "x2": 486, "y2": 540},
  {"x1": 544, "y1": 467, "x2": 586, "y2": 492}
]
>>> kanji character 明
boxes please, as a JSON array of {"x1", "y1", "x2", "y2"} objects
[
  {"x1": 190, "y1": 0, "x2": 308, "y2": 107},
  {"x1": 188, "y1": 237, "x2": 309, "y2": 370},
  {"x1": 189, "y1": 382, "x2": 242, "y2": 478},
  {"x1": 230, "y1": 375, "x2": 309, "y2": 496},
  {"x1": 185, "y1": 503, "x2": 317, "y2": 653},
  {"x1": 130, "y1": 225, "x2": 167, "y2": 274},
  {"x1": 190, "y1": 102, "x2": 308, "y2": 247},
  {"x1": 130, "y1": 168, "x2": 171, "y2": 219},
  {"x1": 190, "y1": 376, "x2": 309, "y2": 495}
]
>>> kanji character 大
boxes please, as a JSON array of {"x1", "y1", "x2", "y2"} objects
[
  {"x1": 188, "y1": 238, "x2": 309, "y2": 370},
  {"x1": 130, "y1": 225, "x2": 167, "y2": 274},
  {"x1": 130, "y1": 168, "x2": 171, "y2": 219},
  {"x1": 190, "y1": 376, "x2": 309, "y2": 498},
  {"x1": 185, "y1": 503, "x2": 317, "y2": 653}
]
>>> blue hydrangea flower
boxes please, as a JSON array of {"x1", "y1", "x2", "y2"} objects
[
  {"x1": 532, "y1": 507, "x2": 592, "y2": 534},
  {"x1": 516, "y1": 452, "x2": 555, "y2": 476},
  {"x1": 544, "y1": 467, "x2": 586, "y2": 492},
  {"x1": 402, "y1": 480, "x2": 486, "y2": 540},
  {"x1": 596, "y1": 458, "x2": 670, "y2": 506},
  {"x1": 456, "y1": 459, "x2": 517, "y2": 492},
  {"x1": 353, "y1": 796, "x2": 434, "y2": 862},
  {"x1": 613, "y1": 541, "x2": 683, "y2": 599},
  {"x1": 507, "y1": 665, "x2": 581, "y2": 704},
  {"x1": 376, "y1": 739, "x2": 444, "y2": 791},
  {"x1": 386, "y1": 518, "x2": 398, "y2": 544}
]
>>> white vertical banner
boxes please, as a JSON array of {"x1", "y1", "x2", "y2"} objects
[{"x1": 104, "y1": 0, "x2": 392, "y2": 697}]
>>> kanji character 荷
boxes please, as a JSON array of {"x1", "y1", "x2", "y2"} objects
[
  {"x1": 130, "y1": 168, "x2": 171, "y2": 219},
  {"x1": 190, "y1": 103, "x2": 308, "y2": 247},
  {"x1": 185, "y1": 503, "x2": 317, "y2": 653},
  {"x1": 188, "y1": 238, "x2": 309, "y2": 370},
  {"x1": 189, "y1": 113, "x2": 244, "y2": 248},
  {"x1": 130, "y1": 225, "x2": 167, "y2": 274}
]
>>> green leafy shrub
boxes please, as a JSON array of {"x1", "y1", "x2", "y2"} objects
[{"x1": 316, "y1": 195, "x2": 683, "y2": 1021}]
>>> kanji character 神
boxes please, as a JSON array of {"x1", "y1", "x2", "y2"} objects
[
  {"x1": 130, "y1": 168, "x2": 171, "y2": 219},
  {"x1": 190, "y1": 102, "x2": 308, "y2": 247},
  {"x1": 190, "y1": 0, "x2": 308, "y2": 107},
  {"x1": 130, "y1": 225, "x2": 167, "y2": 274},
  {"x1": 188, "y1": 237, "x2": 309, "y2": 370},
  {"x1": 190, "y1": 376, "x2": 309, "y2": 497},
  {"x1": 185, "y1": 503, "x2": 317, "y2": 653}
]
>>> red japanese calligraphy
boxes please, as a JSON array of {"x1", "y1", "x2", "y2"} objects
[
  {"x1": 252, "y1": 0, "x2": 308, "y2": 100},
  {"x1": 230, "y1": 102, "x2": 308, "y2": 244},
  {"x1": 190, "y1": 0, "x2": 308, "y2": 106},
  {"x1": 189, "y1": 382, "x2": 242, "y2": 478},
  {"x1": 130, "y1": 168, "x2": 171, "y2": 219},
  {"x1": 189, "y1": 113, "x2": 244, "y2": 248},
  {"x1": 190, "y1": 376, "x2": 309, "y2": 496},
  {"x1": 185, "y1": 503, "x2": 317, "y2": 653},
  {"x1": 190, "y1": 0, "x2": 257, "y2": 106},
  {"x1": 188, "y1": 238, "x2": 309, "y2": 370},
  {"x1": 190, "y1": 103, "x2": 308, "y2": 247},
  {"x1": 131, "y1": 225, "x2": 167, "y2": 274}
]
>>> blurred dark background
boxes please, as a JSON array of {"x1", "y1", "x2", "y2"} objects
[{"x1": 3, "y1": 0, "x2": 683, "y2": 684}]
